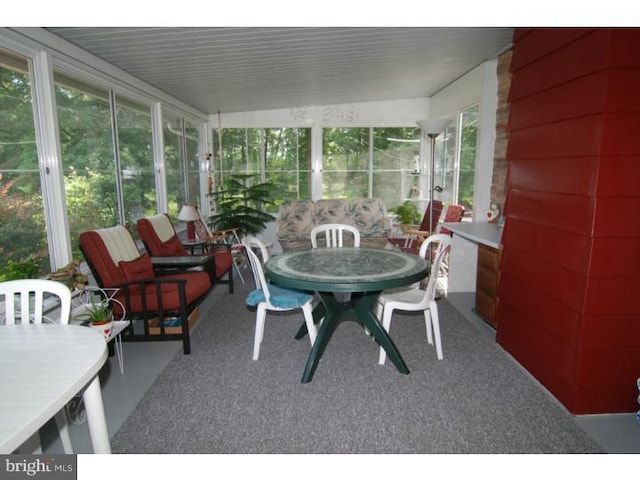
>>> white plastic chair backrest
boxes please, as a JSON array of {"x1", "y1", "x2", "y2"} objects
[
  {"x1": 242, "y1": 239, "x2": 272, "y2": 304},
  {"x1": 0, "y1": 279, "x2": 72, "y2": 325},
  {"x1": 418, "y1": 233, "x2": 452, "y2": 302},
  {"x1": 310, "y1": 223, "x2": 361, "y2": 248},
  {"x1": 243, "y1": 236, "x2": 270, "y2": 264}
]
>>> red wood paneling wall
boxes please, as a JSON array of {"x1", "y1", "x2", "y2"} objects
[{"x1": 496, "y1": 28, "x2": 640, "y2": 414}]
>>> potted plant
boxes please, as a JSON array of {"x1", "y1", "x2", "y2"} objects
[
  {"x1": 391, "y1": 201, "x2": 421, "y2": 225},
  {"x1": 49, "y1": 259, "x2": 89, "y2": 290},
  {"x1": 208, "y1": 173, "x2": 276, "y2": 237},
  {"x1": 85, "y1": 301, "x2": 114, "y2": 339}
]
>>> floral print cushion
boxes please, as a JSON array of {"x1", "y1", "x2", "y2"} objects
[
  {"x1": 315, "y1": 199, "x2": 348, "y2": 225},
  {"x1": 277, "y1": 198, "x2": 391, "y2": 250},
  {"x1": 349, "y1": 198, "x2": 391, "y2": 237},
  {"x1": 276, "y1": 199, "x2": 316, "y2": 236}
]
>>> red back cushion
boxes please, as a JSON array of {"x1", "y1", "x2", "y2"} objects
[
  {"x1": 119, "y1": 254, "x2": 154, "y2": 282},
  {"x1": 162, "y1": 236, "x2": 187, "y2": 256},
  {"x1": 137, "y1": 217, "x2": 187, "y2": 256},
  {"x1": 79, "y1": 230, "x2": 127, "y2": 287}
]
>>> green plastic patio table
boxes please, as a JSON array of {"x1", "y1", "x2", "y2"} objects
[{"x1": 264, "y1": 247, "x2": 429, "y2": 383}]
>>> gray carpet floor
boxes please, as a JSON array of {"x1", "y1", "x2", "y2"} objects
[{"x1": 111, "y1": 281, "x2": 603, "y2": 454}]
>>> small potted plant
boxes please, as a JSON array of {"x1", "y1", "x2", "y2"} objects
[{"x1": 86, "y1": 301, "x2": 114, "y2": 339}]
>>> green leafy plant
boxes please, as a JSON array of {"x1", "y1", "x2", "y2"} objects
[
  {"x1": 208, "y1": 173, "x2": 276, "y2": 237},
  {"x1": 391, "y1": 201, "x2": 420, "y2": 225},
  {"x1": 86, "y1": 301, "x2": 113, "y2": 325},
  {"x1": 0, "y1": 254, "x2": 43, "y2": 281}
]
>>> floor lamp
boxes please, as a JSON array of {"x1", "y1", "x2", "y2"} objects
[{"x1": 416, "y1": 118, "x2": 451, "y2": 235}]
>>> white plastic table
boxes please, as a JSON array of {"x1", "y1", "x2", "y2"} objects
[{"x1": 0, "y1": 324, "x2": 111, "y2": 453}]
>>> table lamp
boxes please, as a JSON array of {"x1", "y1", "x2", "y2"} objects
[{"x1": 178, "y1": 205, "x2": 200, "y2": 241}]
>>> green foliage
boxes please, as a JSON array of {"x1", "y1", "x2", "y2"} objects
[
  {"x1": 73, "y1": 299, "x2": 112, "y2": 324},
  {"x1": 86, "y1": 301, "x2": 113, "y2": 324},
  {"x1": 390, "y1": 201, "x2": 420, "y2": 225},
  {"x1": 208, "y1": 173, "x2": 276, "y2": 236},
  {"x1": 0, "y1": 254, "x2": 43, "y2": 281}
]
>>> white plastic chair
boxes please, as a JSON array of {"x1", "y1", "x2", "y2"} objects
[
  {"x1": 242, "y1": 237, "x2": 318, "y2": 361},
  {"x1": 0, "y1": 278, "x2": 75, "y2": 453},
  {"x1": 375, "y1": 234, "x2": 451, "y2": 365},
  {"x1": 310, "y1": 223, "x2": 361, "y2": 248}
]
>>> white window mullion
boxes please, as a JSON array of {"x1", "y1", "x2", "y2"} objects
[
  {"x1": 30, "y1": 50, "x2": 71, "y2": 270},
  {"x1": 368, "y1": 128, "x2": 374, "y2": 197},
  {"x1": 151, "y1": 102, "x2": 168, "y2": 214},
  {"x1": 310, "y1": 124, "x2": 323, "y2": 200}
]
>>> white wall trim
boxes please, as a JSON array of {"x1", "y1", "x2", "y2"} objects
[{"x1": 210, "y1": 98, "x2": 430, "y2": 128}]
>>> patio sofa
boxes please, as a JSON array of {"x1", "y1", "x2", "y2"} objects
[{"x1": 276, "y1": 198, "x2": 391, "y2": 252}]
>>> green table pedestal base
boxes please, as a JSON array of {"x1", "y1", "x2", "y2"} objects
[{"x1": 297, "y1": 291, "x2": 409, "y2": 383}]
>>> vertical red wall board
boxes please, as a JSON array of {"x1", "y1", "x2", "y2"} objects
[
  {"x1": 510, "y1": 28, "x2": 595, "y2": 72},
  {"x1": 507, "y1": 157, "x2": 598, "y2": 196},
  {"x1": 496, "y1": 298, "x2": 577, "y2": 409},
  {"x1": 498, "y1": 269, "x2": 581, "y2": 345},
  {"x1": 597, "y1": 155, "x2": 640, "y2": 196},
  {"x1": 499, "y1": 28, "x2": 640, "y2": 413},
  {"x1": 508, "y1": 71, "x2": 608, "y2": 131},
  {"x1": 580, "y1": 314, "x2": 640, "y2": 352},
  {"x1": 508, "y1": 116, "x2": 603, "y2": 160},
  {"x1": 583, "y1": 277, "x2": 640, "y2": 316},
  {"x1": 509, "y1": 29, "x2": 609, "y2": 101},
  {"x1": 603, "y1": 70, "x2": 640, "y2": 111},
  {"x1": 506, "y1": 190, "x2": 595, "y2": 236},
  {"x1": 600, "y1": 112, "x2": 640, "y2": 155},
  {"x1": 575, "y1": 350, "x2": 640, "y2": 413},
  {"x1": 503, "y1": 218, "x2": 592, "y2": 275},
  {"x1": 590, "y1": 237, "x2": 640, "y2": 277},
  {"x1": 593, "y1": 197, "x2": 640, "y2": 237}
]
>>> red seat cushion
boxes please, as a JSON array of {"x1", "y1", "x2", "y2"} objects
[{"x1": 118, "y1": 271, "x2": 211, "y2": 314}]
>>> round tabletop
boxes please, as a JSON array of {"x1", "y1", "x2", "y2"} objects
[{"x1": 265, "y1": 247, "x2": 429, "y2": 292}]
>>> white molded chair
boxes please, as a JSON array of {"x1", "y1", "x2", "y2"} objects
[
  {"x1": 242, "y1": 237, "x2": 318, "y2": 361},
  {"x1": 0, "y1": 278, "x2": 75, "y2": 454},
  {"x1": 375, "y1": 234, "x2": 451, "y2": 365},
  {"x1": 310, "y1": 223, "x2": 361, "y2": 248}
]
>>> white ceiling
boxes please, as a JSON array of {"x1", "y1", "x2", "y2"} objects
[{"x1": 45, "y1": 27, "x2": 514, "y2": 115}]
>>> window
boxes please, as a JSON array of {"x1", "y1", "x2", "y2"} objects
[
  {"x1": 164, "y1": 113, "x2": 188, "y2": 220},
  {"x1": 0, "y1": 49, "x2": 48, "y2": 277},
  {"x1": 213, "y1": 127, "x2": 312, "y2": 212},
  {"x1": 264, "y1": 128, "x2": 311, "y2": 207},
  {"x1": 372, "y1": 127, "x2": 421, "y2": 209},
  {"x1": 55, "y1": 74, "x2": 118, "y2": 256},
  {"x1": 215, "y1": 121, "x2": 478, "y2": 218},
  {"x1": 115, "y1": 95, "x2": 154, "y2": 231},
  {"x1": 322, "y1": 127, "x2": 370, "y2": 199},
  {"x1": 457, "y1": 104, "x2": 479, "y2": 212},
  {"x1": 184, "y1": 118, "x2": 202, "y2": 208}
]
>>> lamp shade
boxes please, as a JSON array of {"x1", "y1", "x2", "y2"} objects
[
  {"x1": 416, "y1": 118, "x2": 451, "y2": 135},
  {"x1": 178, "y1": 205, "x2": 200, "y2": 222}
]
